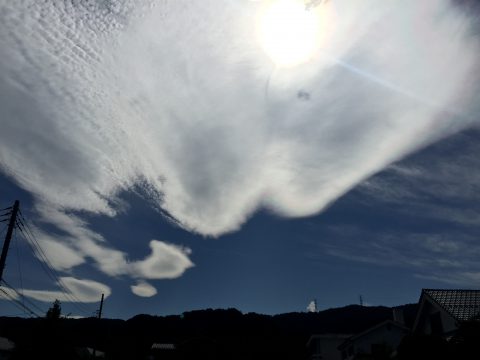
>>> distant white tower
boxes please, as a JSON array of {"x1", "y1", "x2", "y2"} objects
[{"x1": 307, "y1": 299, "x2": 318, "y2": 313}]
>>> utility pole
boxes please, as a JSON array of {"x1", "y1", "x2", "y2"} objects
[
  {"x1": 97, "y1": 293, "x2": 104, "y2": 319},
  {"x1": 93, "y1": 293, "x2": 104, "y2": 359},
  {"x1": 359, "y1": 295, "x2": 364, "y2": 307},
  {"x1": 0, "y1": 200, "x2": 19, "y2": 282}
]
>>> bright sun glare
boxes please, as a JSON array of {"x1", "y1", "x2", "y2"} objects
[{"x1": 258, "y1": 0, "x2": 323, "y2": 67}]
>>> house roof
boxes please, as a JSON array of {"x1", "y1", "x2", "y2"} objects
[
  {"x1": 151, "y1": 343, "x2": 176, "y2": 350},
  {"x1": 338, "y1": 320, "x2": 410, "y2": 350},
  {"x1": 306, "y1": 334, "x2": 352, "y2": 347},
  {"x1": 423, "y1": 289, "x2": 480, "y2": 322}
]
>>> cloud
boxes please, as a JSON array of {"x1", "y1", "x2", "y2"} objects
[
  {"x1": 132, "y1": 241, "x2": 194, "y2": 280},
  {"x1": 311, "y1": 129, "x2": 480, "y2": 288},
  {"x1": 67, "y1": 315, "x2": 86, "y2": 319},
  {"x1": 21, "y1": 277, "x2": 111, "y2": 303},
  {"x1": 415, "y1": 272, "x2": 480, "y2": 287},
  {"x1": 306, "y1": 300, "x2": 317, "y2": 312},
  {"x1": 357, "y1": 130, "x2": 480, "y2": 227},
  {"x1": 0, "y1": 0, "x2": 479, "y2": 298},
  {"x1": 131, "y1": 281, "x2": 158, "y2": 297},
  {"x1": 34, "y1": 232, "x2": 86, "y2": 271},
  {"x1": 32, "y1": 208, "x2": 194, "y2": 282},
  {"x1": 29, "y1": 203, "x2": 193, "y2": 279},
  {"x1": 318, "y1": 225, "x2": 480, "y2": 287},
  {"x1": 321, "y1": 227, "x2": 474, "y2": 268},
  {"x1": 0, "y1": 287, "x2": 19, "y2": 301}
]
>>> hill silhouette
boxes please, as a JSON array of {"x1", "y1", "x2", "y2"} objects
[{"x1": 0, "y1": 303, "x2": 418, "y2": 359}]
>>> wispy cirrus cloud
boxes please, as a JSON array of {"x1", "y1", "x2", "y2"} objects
[
  {"x1": 415, "y1": 272, "x2": 480, "y2": 287},
  {"x1": 357, "y1": 130, "x2": 480, "y2": 227},
  {"x1": 318, "y1": 224, "x2": 480, "y2": 287},
  {"x1": 0, "y1": 0, "x2": 479, "y2": 297},
  {"x1": 309, "y1": 129, "x2": 480, "y2": 287}
]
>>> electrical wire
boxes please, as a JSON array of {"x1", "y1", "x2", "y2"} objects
[
  {"x1": 16, "y1": 213, "x2": 91, "y2": 315},
  {"x1": 19, "y1": 211, "x2": 94, "y2": 314},
  {"x1": 0, "y1": 286, "x2": 41, "y2": 318},
  {"x1": 15, "y1": 222, "x2": 91, "y2": 315},
  {"x1": 13, "y1": 227, "x2": 25, "y2": 308},
  {"x1": 1, "y1": 279, "x2": 46, "y2": 315},
  {"x1": 0, "y1": 224, "x2": 7, "y2": 239},
  {"x1": 0, "y1": 204, "x2": 43, "y2": 317},
  {"x1": 0, "y1": 211, "x2": 11, "y2": 222}
]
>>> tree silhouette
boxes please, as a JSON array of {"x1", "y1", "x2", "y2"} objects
[{"x1": 46, "y1": 299, "x2": 62, "y2": 320}]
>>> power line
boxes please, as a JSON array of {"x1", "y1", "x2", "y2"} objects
[
  {"x1": 1, "y1": 279, "x2": 46, "y2": 315},
  {"x1": 1, "y1": 209, "x2": 12, "y2": 222},
  {"x1": 0, "y1": 286, "x2": 41, "y2": 318},
  {"x1": 15, "y1": 222, "x2": 90, "y2": 314},
  {"x1": 15, "y1": 213, "x2": 91, "y2": 315},
  {"x1": 0, "y1": 287, "x2": 28, "y2": 316},
  {"x1": 16, "y1": 222, "x2": 61, "y2": 284},
  {"x1": 0, "y1": 201, "x2": 42, "y2": 317},
  {"x1": 0, "y1": 224, "x2": 7, "y2": 239}
]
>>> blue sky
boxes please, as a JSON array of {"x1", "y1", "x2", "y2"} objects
[
  {"x1": 0, "y1": 0, "x2": 479, "y2": 319},
  {"x1": 2, "y1": 128, "x2": 480, "y2": 319}
]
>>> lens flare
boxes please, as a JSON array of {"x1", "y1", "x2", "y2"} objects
[{"x1": 258, "y1": 0, "x2": 323, "y2": 67}]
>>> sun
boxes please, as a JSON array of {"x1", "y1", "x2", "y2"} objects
[{"x1": 257, "y1": 0, "x2": 325, "y2": 67}]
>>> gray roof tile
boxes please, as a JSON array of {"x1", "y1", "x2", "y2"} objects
[{"x1": 424, "y1": 289, "x2": 480, "y2": 321}]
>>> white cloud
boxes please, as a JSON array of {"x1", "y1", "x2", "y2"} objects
[
  {"x1": 131, "y1": 281, "x2": 157, "y2": 297},
  {"x1": 0, "y1": 287, "x2": 19, "y2": 301},
  {"x1": 29, "y1": 205, "x2": 194, "y2": 285},
  {"x1": 67, "y1": 315, "x2": 86, "y2": 319},
  {"x1": 306, "y1": 300, "x2": 317, "y2": 312},
  {"x1": 21, "y1": 277, "x2": 111, "y2": 303},
  {"x1": 132, "y1": 241, "x2": 194, "y2": 280},
  {"x1": 34, "y1": 232, "x2": 85, "y2": 271},
  {"x1": 0, "y1": 0, "x2": 478, "y2": 281}
]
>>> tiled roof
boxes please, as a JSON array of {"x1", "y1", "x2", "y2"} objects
[{"x1": 424, "y1": 289, "x2": 480, "y2": 321}]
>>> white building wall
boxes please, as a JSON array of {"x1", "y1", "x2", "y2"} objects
[
  {"x1": 308, "y1": 335, "x2": 349, "y2": 360},
  {"x1": 415, "y1": 300, "x2": 457, "y2": 335},
  {"x1": 350, "y1": 323, "x2": 408, "y2": 356}
]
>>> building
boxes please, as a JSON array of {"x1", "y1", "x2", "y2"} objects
[
  {"x1": 0, "y1": 337, "x2": 15, "y2": 360},
  {"x1": 306, "y1": 334, "x2": 351, "y2": 360},
  {"x1": 74, "y1": 347, "x2": 105, "y2": 359},
  {"x1": 148, "y1": 343, "x2": 178, "y2": 360},
  {"x1": 338, "y1": 320, "x2": 410, "y2": 360},
  {"x1": 413, "y1": 289, "x2": 480, "y2": 338}
]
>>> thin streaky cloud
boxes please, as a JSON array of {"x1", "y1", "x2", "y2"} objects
[
  {"x1": 20, "y1": 277, "x2": 111, "y2": 303},
  {"x1": 357, "y1": 130, "x2": 480, "y2": 227}
]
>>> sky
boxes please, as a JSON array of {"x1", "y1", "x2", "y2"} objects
[{"x1": 0, "y1": 0, "x2": 479, "y2": 319}]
